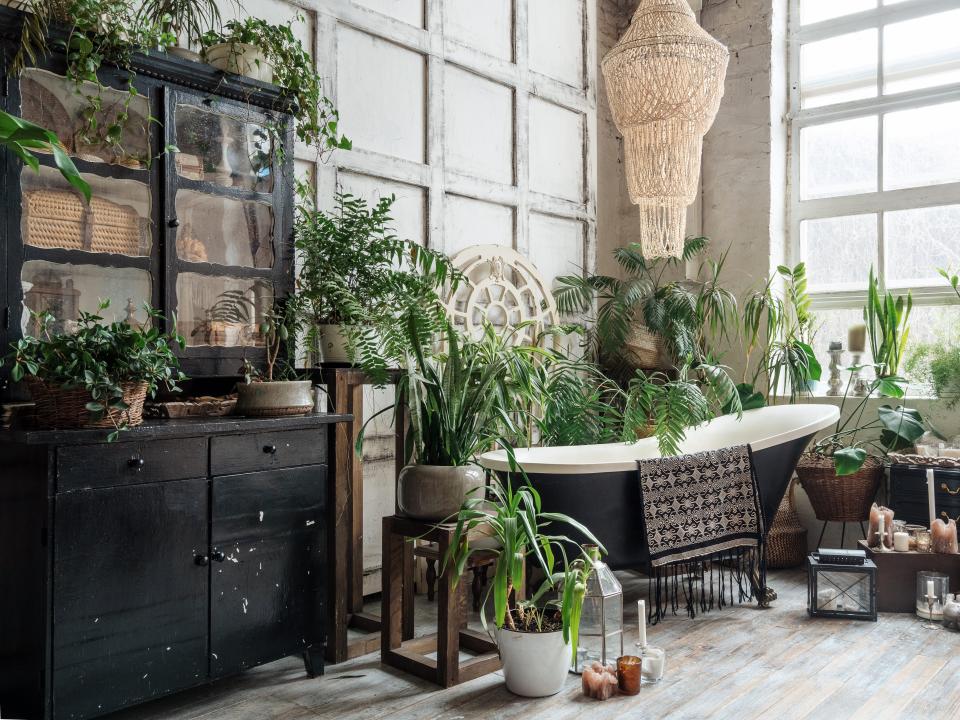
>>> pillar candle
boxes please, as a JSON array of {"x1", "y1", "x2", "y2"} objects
[
  {"x1": 848, "y1": 324, "x2": 867, "y2": 353},
  {"x1": 868, "y1": 504, "x2": 894, "y2": 548},
  {"x1": 637, "y1": 600, "x2": 647, "y2": 649},
  {"x1": 893, "y1": 531, "x2": 910, "y2": 552},
  {"x1": 928, "y1": 469, "x2": 937, "y2": 529},
  {"x1": 931, "y1": 518, "x2": 959, "y2": 554}
]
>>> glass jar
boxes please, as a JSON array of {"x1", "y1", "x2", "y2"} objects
[{"x1": 917, "y1": 571, "x2": 949, "y2": 620}]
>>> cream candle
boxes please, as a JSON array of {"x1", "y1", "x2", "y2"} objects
[
  {"x1": 848, "y1": 324, "x2": 867, "y2": 353},
  {"x1": 894, "y1": 531, "x2": 910, "y2": 552},
  {"x1": 927, "y1": 579, "x2": 936, "y2": 598},
  {"x1": 640, "y1": 646, "x2": 665, "y2": 683},
  {"x1": 637, "y1": 600, "x2": 647, "y2": 649},
  {"x1": 928, "y1": 469, "x2": 937, "y2": 529}
]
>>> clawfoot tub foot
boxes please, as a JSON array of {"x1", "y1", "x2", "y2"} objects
[{"x1": 752, "y1": 568, "x2": 776, "y2": 607}]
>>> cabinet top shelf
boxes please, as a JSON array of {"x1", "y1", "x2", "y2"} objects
[{"x1": 1, "y1": 413, "x2": 352, "y2": 446}]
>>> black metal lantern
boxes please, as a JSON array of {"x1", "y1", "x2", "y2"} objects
[{"x1": 807, "y1": 554, "x2": 877, "y2": 621}]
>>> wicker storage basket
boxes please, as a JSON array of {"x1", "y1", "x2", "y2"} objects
[
  {"x1": 25, "y1": 377, "x2": 148, "y2": 430},
  {"x1": 88, "y1": 197, "x2": 144, "y2": 255},
  {"x1": 23, "y1": 189, "x2": 86, "y2": 250},
  {"x1": 624, "y1": 324, "x2": 668, "y2": 369},
  {"x1": 766, "y1": 479, "x2": 808, "y2": 569},
  {"x1": 796, "y1": 453, "x2": 883, "y2": 523}
]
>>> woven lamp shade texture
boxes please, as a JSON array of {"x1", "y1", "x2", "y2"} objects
[{"x1": 602, "y1": 0, "x2": 729, "y2": 258}]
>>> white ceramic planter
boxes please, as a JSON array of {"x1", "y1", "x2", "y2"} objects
[
  {"x1": 497, "y1": 626, "x2": 571, "y2": 697},
  {"x1": 396, "y1": 464, "x2": 485, "y2": 521},
  {"x1": 315, "y1": 324, "x2": 353, "y2": 364},
  {"x1": 205, "y1": 42, "x2": 273, "y2": 83},
  {"x1": 235, "y1": 380, "x2": 314, "y2": 417}
]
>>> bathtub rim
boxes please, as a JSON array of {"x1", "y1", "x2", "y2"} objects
[{"x1": 479, "y1": 403, "x2": 840, "y2": 475}]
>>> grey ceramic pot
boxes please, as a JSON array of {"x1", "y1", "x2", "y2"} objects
[
  {"x1": 235, "y1": 381, "x2": 314, "y2": 417},
  {"x1": 396, "y1": 464, "x2": 486, "y2": 521}
]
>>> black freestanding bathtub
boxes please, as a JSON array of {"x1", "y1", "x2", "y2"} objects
[{"x1": 480, "y1": 404, "x2": 840, "y2": 570}]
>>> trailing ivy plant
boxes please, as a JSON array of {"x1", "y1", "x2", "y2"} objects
[
  {"x1": 200, "y1": 16, "x2": 351, "y2": 160},
  {"x1": 5, "y1": 301, "x2": 186, "y2": 440}
]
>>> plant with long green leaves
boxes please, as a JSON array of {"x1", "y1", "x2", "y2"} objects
[
  {"x1": 809, "y1": 370, "x2": 925, "y2": 475},
  {"x1": 554, "y1": 236, "x2": 737, "y2": 373},
  {"x1": 5, "y1": 300, "x2": 186, "y2": 440},
  {"x1": 865, "y1": 267, "x2": 913, "y2": 378},
  {"x1": 443, "y1": 472, "x2": 603, "y2": 664},
  {"x1": 622, "y1": 361, "x2": 742, "y2": 456},
  {"x1": 0, "y1": 109, "x2": 90, "y2": 202},
  {"x1": 137, "y1": 0, "x2": 230, "y2": 49}
]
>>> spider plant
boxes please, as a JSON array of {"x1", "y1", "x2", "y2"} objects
[{"x1": 865, "y1": 267, "x2": 913, "y2": 378}]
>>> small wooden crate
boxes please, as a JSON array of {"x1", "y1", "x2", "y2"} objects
[{"x1": 860, "y1": 540, "x2": 960, "y2": 613}]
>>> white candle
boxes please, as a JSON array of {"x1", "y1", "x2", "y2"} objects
[
  {"x1": 877, "y1": 514, "x2": 885, "y2": 547},
  {"x1": 927, "y1": 579, "x2": 936, "y2": 598},
  {"x1": 637, "y1": 600, "x2": 647, "y2": 649},
  {"x1": 928, "y1": 469, "x2": 937, "y2": 529},
  {"x1": 894, "y1": 531, "x2": 910, "y2": 552},
  {"x1": 640, "y1": 646, "x2": 665, "y2": 683}
]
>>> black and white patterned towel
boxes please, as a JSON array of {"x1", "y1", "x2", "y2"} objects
[{"x1": 637, "y1": 445, "x2": 764, "y2": 568}]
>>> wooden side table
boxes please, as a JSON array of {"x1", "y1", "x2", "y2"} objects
[{"x1": 381, "y1": 515, "x2": 501, "y2": 687}]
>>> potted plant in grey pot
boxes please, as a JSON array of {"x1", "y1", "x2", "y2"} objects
[{"x1": 444, "y1": 476, "x2": 603, "y2": 697}]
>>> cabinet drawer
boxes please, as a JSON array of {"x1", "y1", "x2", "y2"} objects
[
  {"x1": 210, "y1": 428, "x2": 326, "y2": 476},
  {"x1": 57, "y1": 436, "x2": 207, "y2": 492}
]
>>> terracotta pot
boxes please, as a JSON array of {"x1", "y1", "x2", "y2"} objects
[
  {"x1": 235, "y1": 380, "x2": 313, "y2": 417},
  {"x1": 396, "y1": 464, "x2": 485, "y2": 521},
  {"x1": 205, "y1": 42, "x2": 273, "y2": 82},
  {"x1": 497, "y1": 625, "x2": 570, "y2": 697}
]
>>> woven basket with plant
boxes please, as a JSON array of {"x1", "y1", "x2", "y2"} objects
[{"x1": 5, "y1": 301, "x2": 186, "y2": 440}]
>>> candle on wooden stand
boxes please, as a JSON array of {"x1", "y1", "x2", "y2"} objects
[
  {"x1": 868, "y1": 504, "x2": 894, "y2": 548},
  {"x1": 927, "y1": 469, "x2": 937, "y2": 529},
  {"x1": 848, "y1": 324, "x2": 867, "y2": 353}
]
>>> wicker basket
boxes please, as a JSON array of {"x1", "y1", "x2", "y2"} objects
[
  {"x1": 88, "y1": 197, "x2": 144, "y2": 255},
  {"x1": 766, "y1": 479, "x2": 808, "y2": 569},
  {"x1": 795, "y1": 453, "x2": 883, "y2": 523},
  {"x1": 25, "y1": 377, "x2": 148, "y2": 430},
  {"x1": 624, "y1": 324, "x2": 668, "y2": 369},
  {"x1": 23, "y1": 189, "x2": 144, "y2": 255}
]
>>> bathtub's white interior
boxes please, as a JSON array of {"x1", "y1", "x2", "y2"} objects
[{"x1": 479, "y1": 404, "x2": 841, "y2": 475}]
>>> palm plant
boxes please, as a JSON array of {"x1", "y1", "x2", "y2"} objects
[{"x1": 865, "y1": 267, "x2": 913, "y2": 378}]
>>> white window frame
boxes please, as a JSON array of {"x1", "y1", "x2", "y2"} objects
[{"x1": 787, "y1": 0, "x2": 960, "y2": 313}]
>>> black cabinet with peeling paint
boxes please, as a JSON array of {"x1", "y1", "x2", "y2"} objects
[{"x1": 0, "y1": 414, "x2": 348, "y2": 720}]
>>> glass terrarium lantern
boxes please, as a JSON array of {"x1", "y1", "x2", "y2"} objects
[
  {"x1": 916, "y1": 571, "x2": 949, "y2": 622},
  {"x1": 572, "y1": 545, "x2": 623, "y2": 673},
  {"x1": 807, "y1": 554, "x2": 877, "y2": 621}
]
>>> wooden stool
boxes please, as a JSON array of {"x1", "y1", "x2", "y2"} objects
[
  {"x1": 415, "y1": 542, "x2": 493, "y2": 611},
  {"x1": 381, "y1": 515, "x2": 501, "y2": 687}
]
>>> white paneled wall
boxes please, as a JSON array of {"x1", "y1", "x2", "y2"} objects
[{"x1": 236, "y1": 0, "x2": 597, "y2": 593}]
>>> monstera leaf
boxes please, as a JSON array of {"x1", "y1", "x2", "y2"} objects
[
  {"x1": 879, "y1": 405, "x2": 925, "y2": 451},
  {"x1": 834, "y1": 447, "x2": 868, "y2": 476}
]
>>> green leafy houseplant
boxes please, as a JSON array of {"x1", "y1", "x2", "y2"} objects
[
  {"x1": 295, "y1": 191, "x2": 459, "y2": 382},
  {"x1": 865, "y1": 267, "x2": 913, "y2": 378},
  {"x1": 443, "y1": 475, "x2": 603, "y2": 672},
  {"x1": 904, "y1": 267, "x2": 960, "y2": 404},
  {"x1": 5, "y1": 301, "x2": 186, "y2": 440},
  {"x1": 137, "y1": 0, "x2": 226, "y2": 51},
  {"x1": 0, "y1": 108, "x2": 90, "y2": 201},
  {"x1": 200, "y1": 16, "x2": 351, "y2": 159}
]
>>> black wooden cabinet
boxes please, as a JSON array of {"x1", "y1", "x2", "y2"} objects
[
  {"x1": 0, "y1": 414, "x2": 348, "y2": 720},
  {"x1": 889, "y1": 463, "x2": 960, "y2": 526}
]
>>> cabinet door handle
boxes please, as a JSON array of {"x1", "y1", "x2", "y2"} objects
[
  {"x1": 128, "y1": 456, "x2": 145, "y2": 470},
  {"x1": 211, "y1": 549, "x2": 226, "y2": 563},
  {"x1": 194, "y1": 554, "x2": 210, "y2": 566},
  {"x1": 263, "y1": 444, "x2": 277, "y2": 455},
  {"x1": 168, "y1": 218, "x2": 180, "y2": 228},
  {"x1": 941, "y1": 482, "x2": 960, "y2": 496}
]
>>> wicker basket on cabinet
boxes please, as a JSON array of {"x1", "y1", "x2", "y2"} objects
[
  {"x1": 795, "y1": 453, "x2": 883, "y2": 522},
  {"x1": 25, "y1": 377, "x2": 149, "y2": 430}
]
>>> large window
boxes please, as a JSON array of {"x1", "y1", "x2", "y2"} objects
[{"x1": 789, "y1": 0, "x2": 960, "y2": 378}]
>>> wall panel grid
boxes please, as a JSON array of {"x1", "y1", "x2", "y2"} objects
[{"x1": 280, "y1": 0, "x2": 597, "y2": 291}]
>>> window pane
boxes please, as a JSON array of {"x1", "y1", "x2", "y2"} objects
[
  {"x1": 176, "y1": 274, "x2": 273, "y2": 347},
  {"x1": 885, "y1": 205, "x2": 960, "y2": 287},
  {"x1": 884, "y1": 9, "x2": 960, "y2": 95},
  {"x1": 903, "y1": 305, "x2": 960, "y2": 392},
  {"x1": 21, "y1": 260, "x2": 152, "y2": 335},
  {"x1": 22, "y1": 165, "x2": 151, "y2": 256},
  {"x1": 175, "y1": 105, "x2": 274, "y2": 193},
  {"x1": 811, "y1": 308, "x2": 866, "y2": 375},
  {"x1": 801, "y1": 214, "x2": 878, "y2": 291},
  {"x1": 801, "y1": 0, "x2": 875, "y2": 25},
  {"x1": 801, "y1": 30, "x2": 878, "y2": 109},
  {"x1": 175, "y1": 191, "x2": 274, "y2": 268},
  {"x1": 800, "y1": 117, "x2": 878, "y2": 200},
  {"x1": 884, "y1": 102, "x2": 960, "y2": 190}
]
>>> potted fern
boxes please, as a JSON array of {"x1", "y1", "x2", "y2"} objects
[{"x1": 444, "y1": 476, "x2": 602, "y2": 697}]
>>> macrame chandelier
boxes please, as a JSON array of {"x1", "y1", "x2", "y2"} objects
[{"x1": 601, "y1": 0, "x2": 729, "y2": 259}]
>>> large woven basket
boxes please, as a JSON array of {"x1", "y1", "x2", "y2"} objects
[
  {"x1": 25, "y1": 377, "x2": 148, "y2": 430},
  {"x1": 766, "y1": 479, "x2": 808, "y2": 569},
  {"x1": 23, "y1": 189, "x2": 144, "y2": 255},
  {"x1": 624, "y1": 324, "x2": 668, "y2": 369},
  {"x1": 796, "y1": 453, "x2": 883, "y2": 523}
]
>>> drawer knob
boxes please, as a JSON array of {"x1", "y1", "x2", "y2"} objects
[
  {"x1": 211, "y1": 549, "x2": 226, "y2": 563},
  {"x1": 128, "y1": 457, "x2": 145, "y2": 470},
  {"x1": 194, "y1": 554, "x2": 210, "y2": 566},
  {"x1": 263, "y1": 444, "x2": 278, "y2": 455}
]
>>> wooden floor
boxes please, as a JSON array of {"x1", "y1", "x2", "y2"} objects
[{"x1": 106, "y1": 569, "x2": 960, "y2": 720}]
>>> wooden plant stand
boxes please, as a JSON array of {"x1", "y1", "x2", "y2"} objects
[
  {"x1": 323, "y1": 367, "x2": 406, "y2": 663},
  {"x1": 381, "y1": 516, "x2": 501, "y2": 688}
]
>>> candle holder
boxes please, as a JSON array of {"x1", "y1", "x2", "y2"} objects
[
  {"x1": 636, "y1": 644, "x2": 665, "y2": 684},
  {"x1": 916, "y1": 529, "x2": 932, "y2": 553},
  {"x1": 916, "y1": 571, "x2": 949, "y2": 626},
  {"x1": 827, "y1": 341, "x2": 844, "y2": 397},
  {"x1": 616, "y1": 655, "x2": 641, "y2": 695},
  {"x1": 850, "y1": 353, "x2": 869, "y2": 396}
]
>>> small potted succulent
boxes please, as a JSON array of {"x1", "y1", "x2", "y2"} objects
[
  {"x1": 234, "y1": 297, "x2": 314, "y2": 417},
  {"x1": 5, "y1": 301, "x2": 185, "y2": 440},
  {"x1": 445, "y1": 476, "x2": 602, "y2": 697}
]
